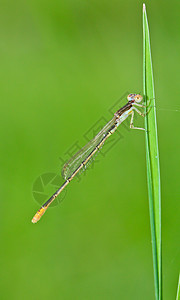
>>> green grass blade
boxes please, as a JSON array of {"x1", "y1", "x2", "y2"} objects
[
  {"x1": 176, "y1": 274, "x2": 180, "y2": 300},
  {"x1": 143, "y1": 4, "x2": 162, "y2": 300}
]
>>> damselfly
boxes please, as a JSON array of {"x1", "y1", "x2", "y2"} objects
[{"x1": 32, "y1": 93, "x2": 148, "y2": 223}]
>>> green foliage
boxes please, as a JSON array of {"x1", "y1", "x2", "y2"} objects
[
  {"x1": 176, "y1": 274, "x2": 180, "y2": 300},
  {"x1": 143, "y1": 4, "x2": 162, "y2": 300}
]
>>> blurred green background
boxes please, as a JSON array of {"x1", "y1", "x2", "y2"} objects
[{"x1": 0, "y1": 0, "x2": 179, "y2": 299}]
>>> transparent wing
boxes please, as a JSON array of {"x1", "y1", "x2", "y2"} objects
[{"x1": 62, "y1": 117, "x2": 115, "y2": 179}]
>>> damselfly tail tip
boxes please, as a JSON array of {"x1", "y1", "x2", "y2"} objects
[
  {"x1": 31, "y1": 206, "x2": 47, "y2": 224},
  {"x1": 31, "y1": 216, "x2": 37, "y2": 224}
]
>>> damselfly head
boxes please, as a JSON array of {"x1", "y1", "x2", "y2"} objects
[
  {"x1": 127, "y1": 93, "x2": 143, "y2": 103},
  {"x1": 127, "y1": 94, "x2": 136, "y2": 101}
]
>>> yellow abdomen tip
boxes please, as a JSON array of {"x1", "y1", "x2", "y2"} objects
[{"x1": 31, "y1": 207, "x2": 46, "y2": 224}]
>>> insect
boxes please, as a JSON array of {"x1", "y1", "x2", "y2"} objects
[{"x1": 32, "y1": 93, "x2": 148, "y2": 223}]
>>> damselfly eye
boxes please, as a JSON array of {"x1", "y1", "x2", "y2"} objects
[
  {"x1": 127, "y1": 94, "x2": 136, "y2": 101},
  {"x1": 134, "y1": 94, "x2": 143, "y2": 103}
]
